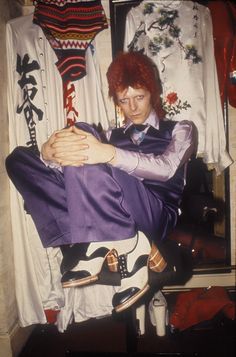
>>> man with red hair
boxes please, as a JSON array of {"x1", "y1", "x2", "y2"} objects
[
  {"x1": 6, "y1": 52, "x2": 196, "y2": 312},
  {"x1": 107, "y1": 51, "x2": 165, "y2": 121}
]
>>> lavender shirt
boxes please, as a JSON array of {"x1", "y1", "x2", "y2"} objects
[{"x1": 109, "y1": 111, "x2": 196, "y2": 182}]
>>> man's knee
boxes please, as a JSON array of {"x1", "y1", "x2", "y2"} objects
[{"x1": 5, "y1": 146, "x2": 38, "y2": 176}]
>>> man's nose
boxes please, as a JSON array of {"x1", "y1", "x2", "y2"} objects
[{"x1": 129, "y1": 98, "x2": 137, "y2": 111}]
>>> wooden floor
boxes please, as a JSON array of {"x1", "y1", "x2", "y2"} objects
[{"x1": 18, "y1": 305, "x2": 236, "y2": 357}]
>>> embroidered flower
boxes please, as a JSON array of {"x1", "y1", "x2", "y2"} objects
[
  {"x1": 166, "y1": 92, "x2": 178, "y2": 105},
  {"x1": 162, "y1": 92, "x2": 191, "y2": 117}
]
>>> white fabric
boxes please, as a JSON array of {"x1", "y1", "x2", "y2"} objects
[
  {"x1": 6, "y1": 12, "x2": 113, "y2": 329},
  {"x1": 6, "y1": 13, "x2": 65, "y2": 326},
  {"x1": 124, "y1": 0, "x2": 232, "y2": 173}
]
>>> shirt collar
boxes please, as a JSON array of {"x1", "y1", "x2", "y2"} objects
[{"x1": 123, "y1": 110, "x2": 160, "y2": 132}]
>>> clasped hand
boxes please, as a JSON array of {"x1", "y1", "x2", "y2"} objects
[{"x1": 41, "y1": 125, "x2": 116, "y2": 166}]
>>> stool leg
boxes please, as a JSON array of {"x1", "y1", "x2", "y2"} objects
[{"x1": 136, "y1": 304, "x2": 146, "y2": 335}]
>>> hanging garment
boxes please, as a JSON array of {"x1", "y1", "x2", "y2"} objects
[
  {"x1": 124, "y1": 0, "x2": 232, "y2": 173},
  {"x1": 207, "y1": 1, "x2": 236, "y2": 109},
  {"x1": 33, "y1": 0, "x2": 109, "y2": 126},
  {"x1": 33, "y1": 0, "x2": 108, "y2": 82},
  {"x1": 6, "y1": 11, "x2": 111, "y2": 329},
  {"x1": 62, "y1": 40, "x2": 112, "y2": 129}
]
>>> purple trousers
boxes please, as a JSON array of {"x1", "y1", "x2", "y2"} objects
[{"x1": 5, "y1": 123, "x2": 176, "y2": 248}]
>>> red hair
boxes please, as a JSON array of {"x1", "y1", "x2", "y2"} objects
[{"x1": 106, "y1": 51, "x2": 165, "y2": 119}]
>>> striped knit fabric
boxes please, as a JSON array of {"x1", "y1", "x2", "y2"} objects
[{"x1": 33, "y1": 0, "x2": 108, "y2": 82}]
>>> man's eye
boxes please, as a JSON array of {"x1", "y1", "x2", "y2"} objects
[
  {"x1": 137, "y1": 95, "x2": 144, "y2": 101},
  {"x1": 119, "y1": 98, "x2": 128, "y2": 104}
]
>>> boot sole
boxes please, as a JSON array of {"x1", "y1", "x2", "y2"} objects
[
  {"x1": 62, "y1": 269, "x2": 121, "y2": 288},
  {"x1": 62, "y1": 274, "x2": 99, "y2": 288},
  {"x1": 114, "y1": 283, "x2": 150, "y2": 313}
]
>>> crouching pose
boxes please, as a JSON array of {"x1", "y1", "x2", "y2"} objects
[{"x1": 6, "y1": 52, "x2": 196, "y2": 313}]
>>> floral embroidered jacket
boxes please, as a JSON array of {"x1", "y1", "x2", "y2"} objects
[{"x1": 124, "y1": 0, "x2": 232, "y2": 173}]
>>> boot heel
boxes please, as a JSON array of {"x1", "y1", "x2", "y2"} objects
[
  {"x1": 148, "y1": 243, "x2": 167, "y2": 272},
  {"x1": 97, "y1": 249, "x2": 121, "y2": 286}
]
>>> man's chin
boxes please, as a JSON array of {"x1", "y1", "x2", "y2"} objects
[{"x1": 130, "y1": 117, "x2": 146, "y2": 124}]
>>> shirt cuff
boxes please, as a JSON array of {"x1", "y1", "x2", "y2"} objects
[{"x1": 40, "y1": 153, "x2": 62, "y2": 171}]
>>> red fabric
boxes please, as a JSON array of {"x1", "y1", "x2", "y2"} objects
[
  {"x1": 227, "y1": 2, "x2": 236, "y2": 108},
  {"x1": 170, "y1": 286, "x2": 235, "y2": 331},
  {"x1": 44, "y1": 309, "x2": 60, "y2": 324},
  {"x1": 208, "y1": 1, "x2": 236, "y2": 108},
  {"x1": 168, "y1": 229, "x2": 226, "y2": 263}
]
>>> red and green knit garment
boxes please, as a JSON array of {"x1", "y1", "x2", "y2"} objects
[{"x1": 33, "y1": 0, "x2": 108, "y2": 82}]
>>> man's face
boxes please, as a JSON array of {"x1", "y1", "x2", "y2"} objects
[{"x1": 116, "y1": 86, "x2": 152, "y2": 124}]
